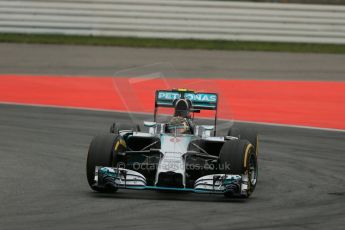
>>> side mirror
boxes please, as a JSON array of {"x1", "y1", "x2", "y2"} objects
[
  {"x1": 202, "y1": 125, "x2": 214, "y2": 130},
  {"x1": 144, "y1": 121, "x2": 157, "y2": 127},
  {"x1": 144, "y1": 121, "x2": 157, "y2": 134},
  {"x1": 200, "y1": 125, "x2": 214, "y2": 138},
  {"x1": 225, "y1": 136, "x2": 239, "y2": 140}
]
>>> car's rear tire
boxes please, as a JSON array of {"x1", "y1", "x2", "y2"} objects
[
  {"x1": 219, "y1": 139, "x2": 258, "y2": 198},
  {"x1": 86, "y1": 134, "x2": 126, "y2": 192},
  {"x1": 228, "y1": 125, "x2": 258, "y2": 155}
]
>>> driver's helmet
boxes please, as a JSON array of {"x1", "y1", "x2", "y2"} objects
[{"x1": 167, "y1": 116, "x2": 190, "y2": 134}]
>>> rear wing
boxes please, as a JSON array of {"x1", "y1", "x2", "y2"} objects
[{"x1": 155, "y1": 89, "x2": 218, "y2": 110}]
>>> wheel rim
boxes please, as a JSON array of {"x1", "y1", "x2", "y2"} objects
[{"x1": 248, "y1": 153, "x2": 257, "y2": 185}]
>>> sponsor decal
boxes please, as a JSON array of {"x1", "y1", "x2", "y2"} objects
[
  {"x1": 158, "y1": 92, "x2": 180, "y2": 100},
  {"x1": 170, "y1": 137, "x2": 181, "y2": 143},
  {"x1": 185, "y1": 93, "x2": 217, "y2": 103},
  {"x1": 157, "y1": 91, "x2": 217, "y2": 103},
  {"x1": 114, "y1": 139, "x2": 126, "y2": 151}
]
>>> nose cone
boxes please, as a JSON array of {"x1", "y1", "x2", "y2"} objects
[{"x1": 160, "y1": 135, "x2": 190, "y2": 153}]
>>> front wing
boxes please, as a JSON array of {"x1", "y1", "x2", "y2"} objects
[{"x1": 93, "y1": 167, "x2": 250, "y2": 196}]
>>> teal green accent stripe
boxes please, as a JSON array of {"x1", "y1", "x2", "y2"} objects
[{"x1": 123, "y1": 185, "x2": 225, "y2": 194}]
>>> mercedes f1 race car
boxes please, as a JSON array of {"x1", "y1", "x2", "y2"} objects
[{"x1": 86, "y1": 89, "x2": 258, "y2": 198}]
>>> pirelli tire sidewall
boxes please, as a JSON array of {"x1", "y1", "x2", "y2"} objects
[
  {"x1": 86, "y1": 134, "x2": 126, "y2": 191},
  {"x1": 219, "y1": 139, "x2": 258, "y2": 197},
  {"x1": 244, "y1": 143, "x2": 258, "y2": 197}
]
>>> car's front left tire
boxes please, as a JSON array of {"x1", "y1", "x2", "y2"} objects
[{"x1": 86, "y1": 134, "x2": 126, "y2": 192}]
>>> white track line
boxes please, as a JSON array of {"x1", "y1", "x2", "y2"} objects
[{"x1": 1, "y1": 101, "x2": 344, "y2": 133}]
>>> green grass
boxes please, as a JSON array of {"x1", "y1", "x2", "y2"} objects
[{"x1": 1, "y1": 33, "x2": 345, "y2": 54}]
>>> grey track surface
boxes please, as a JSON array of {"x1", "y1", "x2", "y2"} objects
[
  {"x1": 0, "y1": 104, "x2": 344, "y2": 230},
  {"x1": 1, "y1": 43, "x2": 345, "y2": 81}
]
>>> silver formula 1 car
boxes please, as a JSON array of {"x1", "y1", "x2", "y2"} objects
[{"x1": 86, "y1": 89, "x2": 258, "y2": 198}]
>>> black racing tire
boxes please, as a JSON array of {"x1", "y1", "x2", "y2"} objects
[
  {"x1": 110, "y1": 122, "x2": 141, "y2": 134},
  {"x1": 219, "y1": 139, "x2": 258, "y2": 198},
  {"x1": 228, "y1": 126, "x2": 258, "y2": 155},
  {"x1": 86, "y1": 134, "x2": 126, "y2": 192}
]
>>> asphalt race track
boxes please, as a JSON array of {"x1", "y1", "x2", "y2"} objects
[
  {"x1": 0, "y1": 44, "x2": 345, "y2": 229},
  {"x1": 0, "y1": 104, "x2": 344, "y2": 230},
  {"x1": 1, "y1": 43, "x2": 345, "y2": 81}
]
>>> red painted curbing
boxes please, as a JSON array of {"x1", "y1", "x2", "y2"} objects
[{"x1": 0, "y1": 74, "x2": 344, "y2": 130}]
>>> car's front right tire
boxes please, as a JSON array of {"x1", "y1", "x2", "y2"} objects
[{"x1": 219, "y1": 139, "x2": 258, "y2": 198}]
